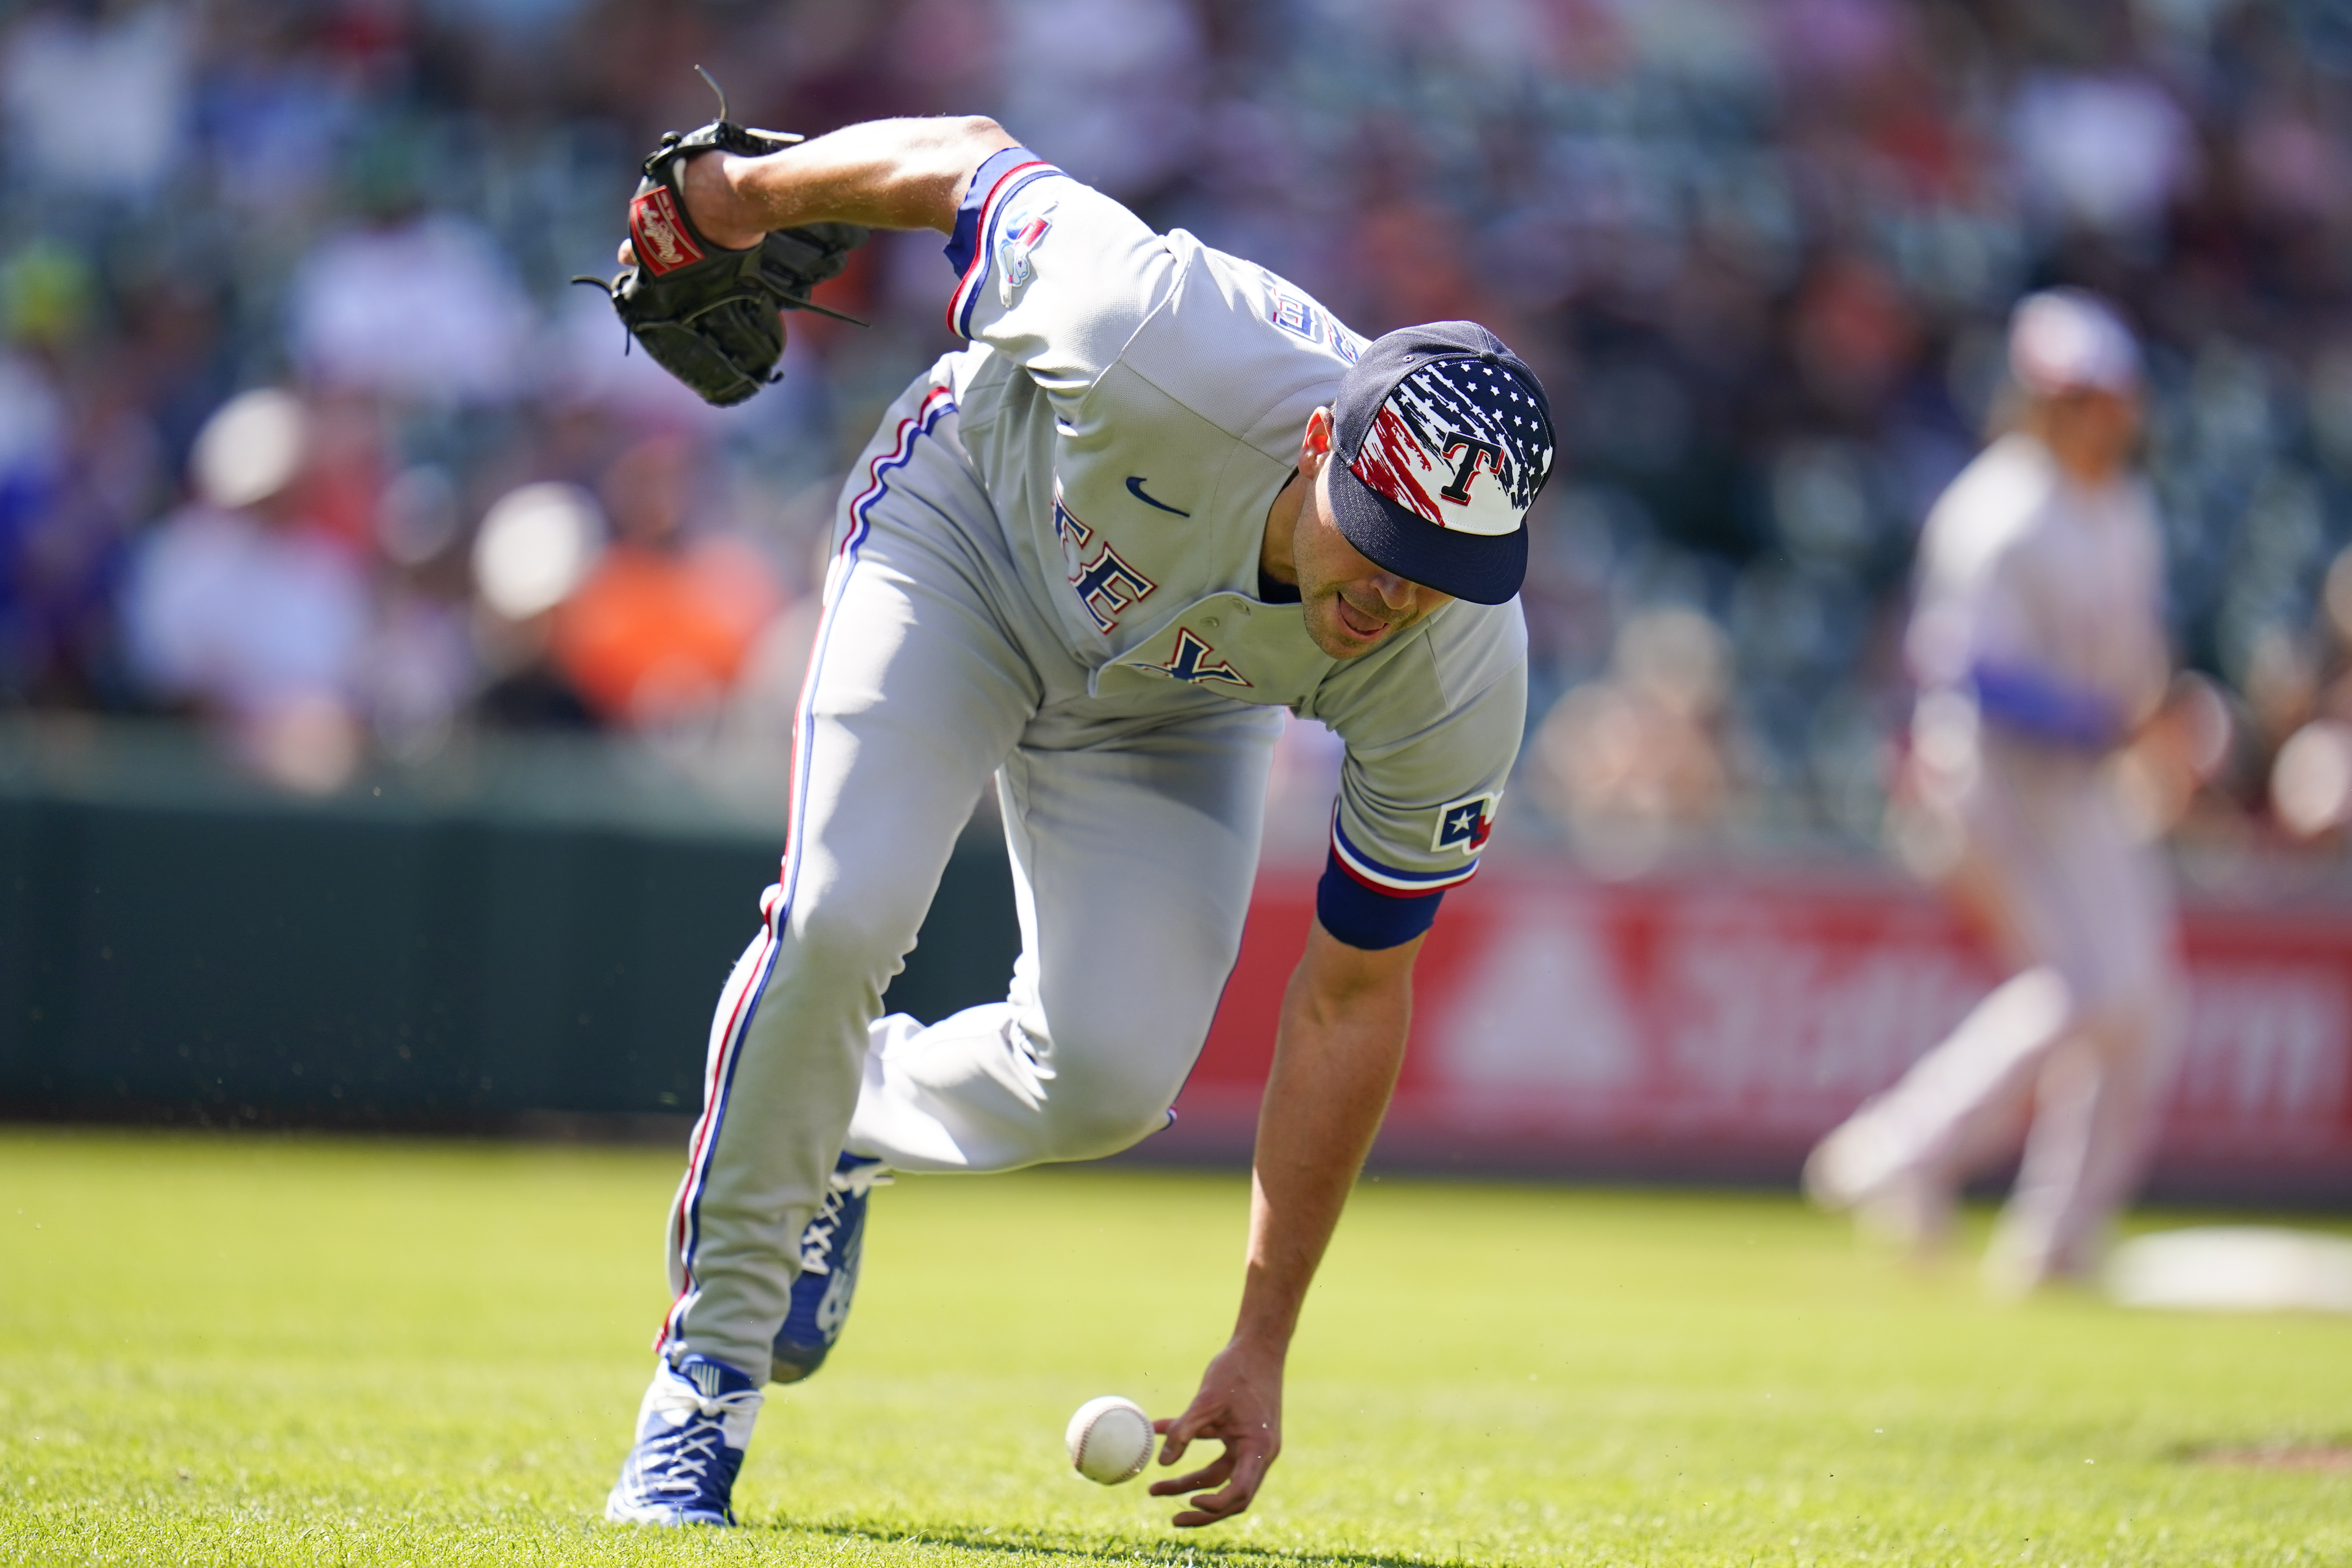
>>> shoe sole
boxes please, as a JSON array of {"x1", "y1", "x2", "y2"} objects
[{"x1": 604, "y1": 1498, "x2": 734, "y2": 1527}]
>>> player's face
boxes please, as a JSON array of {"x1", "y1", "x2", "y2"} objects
[
  {"x1": 1292, "y1": 462, "x2": 1455, "y2": 660},
  {"x1": 2035, "y1": 387, "x2": 2142, "y2": 484}
]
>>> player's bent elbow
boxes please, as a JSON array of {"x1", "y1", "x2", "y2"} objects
[
  {"x1": 945, "y1": 114, "x2": 1008, "y2": 145},
  {"x1": 933, "y1": 115, "x2": 1020, "y2": 174}
]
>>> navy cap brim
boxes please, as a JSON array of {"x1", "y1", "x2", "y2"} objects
[{"x1": 1326, "y1": 458, "x2": 1528, "y2": 605}]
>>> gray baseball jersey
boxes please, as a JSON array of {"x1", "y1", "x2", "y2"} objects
[
  {"x1": 1908, "y1": 431, "x2": 2168, "y2": 740},
  {"x1": 940, "y1": 148, "x2": 1527, "y2": 919}
]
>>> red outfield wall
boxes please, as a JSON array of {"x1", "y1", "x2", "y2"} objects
[{"x1": 1165, "y1": 864, "x2": 2352, "y2": 1200}]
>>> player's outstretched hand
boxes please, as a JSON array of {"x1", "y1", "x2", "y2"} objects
[{"x1": 1150, "y1": 1339, "x2": 1283, "y2": 1528}]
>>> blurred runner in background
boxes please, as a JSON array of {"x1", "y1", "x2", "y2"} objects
[{"x1": 1806, "y1": 289, "x2": 2183, "y2": 1295}]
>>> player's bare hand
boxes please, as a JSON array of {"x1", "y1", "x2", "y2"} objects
[
  {"x1": 1149, "y1": 1339, "x2": 1283, "y2": 1527},
  {"x1": 681, "y1": 150, "x2": 767, "y2": 250}
]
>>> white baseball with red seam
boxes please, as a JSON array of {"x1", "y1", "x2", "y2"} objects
[{"x1": 1064, "y1": 1395, "x2": 1154, "y2": 1484}]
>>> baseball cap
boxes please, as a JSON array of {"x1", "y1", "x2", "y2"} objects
[
  {"x1": 1326, "y1": 321, "x2": 1555, "y2": 605},
  {"x1": 2008, "y1": 288, "x2": 2141, "y2": 398}
]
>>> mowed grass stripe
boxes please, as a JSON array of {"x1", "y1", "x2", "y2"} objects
[{"x1": 1, "y1": 1129, "x2": 2347, "y2": 1565}]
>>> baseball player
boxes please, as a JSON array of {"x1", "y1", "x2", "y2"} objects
[
  {"x1": 598, "y1": 115, "x2": 1554, "y2": 1528},
  {"x1": 1805, "y1": 288, "x2": 2181, "y2": 1295}
]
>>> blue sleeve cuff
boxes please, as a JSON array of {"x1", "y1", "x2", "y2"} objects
[
  {"x1": 1317, "y1": 848, "x2": 1445, "y2": 950},
  {"x1": 943, "y1": 145, "x2": 1040, "y2": 278},
  {"x1": 1968, "y1": 661, "x2": 2123, "y2": 749}
]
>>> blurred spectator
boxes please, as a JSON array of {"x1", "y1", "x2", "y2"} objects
[
  {"x1": 471, "y1": 479, "x2": 603, "y2": 727},
  {"x1": 2270, "y1": 543, "x2": 2352, "y2": 839},
  {"x1": 290, "y1": 206, "x2": 535, "y2": 405},
  {"x1": 2010, "y1": 69, "x2": 2196, "y2": 241},
  {"x1": 3, "y1": 1, "x2": 194, "y2": 207},
  {"x1": 363, "y1": 464, "x2": 477, "y2": 761},
  {"x1": 0, "y1": 348, "x2": 67, "y2": 689},
  {"x1": 1530, "y1": 606, "x2": 1733, "y2": 875},
  {"x1": 995, "y1": 0, "x2": 1204, "y2": 198},
  {"x1": 549, "y1": 435, "x2": 781, "y2": 727},
  {"x1": 123, "y1": 389, "x2": 369, "y2": 791}
]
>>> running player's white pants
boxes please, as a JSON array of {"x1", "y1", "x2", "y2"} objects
[
  {"x1": 1851, "y1": 738, "x2": 2181, "y2": 1283},
  {"x1": 657, "y1": 382, "x2": 1280, "y2": 1380}
]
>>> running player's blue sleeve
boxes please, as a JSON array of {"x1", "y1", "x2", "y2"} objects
[
  {"x1": 1967, "y1": 660, "x2": 2126, "y2": 748},
  {"x1": 942, "y1": 148, "x2": 1177, "y2": 402}
]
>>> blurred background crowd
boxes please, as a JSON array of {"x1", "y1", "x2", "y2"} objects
[{"x1": 7, "y1": 0, "x2": 2352, "y2": 876}]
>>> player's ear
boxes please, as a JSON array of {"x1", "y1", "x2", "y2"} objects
[{"x1": 1300, "y1": 407, "x2": 1335, "y2": 471}]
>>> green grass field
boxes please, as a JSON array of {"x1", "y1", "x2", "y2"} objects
[{"x1": 2, "y1": 1131, "x2": 2347, "y2": 1566}]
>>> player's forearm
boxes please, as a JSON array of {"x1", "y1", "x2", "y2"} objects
[
  {"x1": 685, "y1": 116, "x2": 1019, "y2": 246},
  {"x1": 1231, "y1": 922, "x2": 1419, "y2": 1352}
]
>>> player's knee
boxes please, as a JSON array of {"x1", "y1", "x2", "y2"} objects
[
  {"x1": 2066, "y1": 969, "x2": 2173, "y2": 1059},
  {"x1": 785, "y1": 887, "x2": 923, "y2": 980},
  {"x1": 1033, "y1": 1041, "x2": 1195, "y2": 1162}
]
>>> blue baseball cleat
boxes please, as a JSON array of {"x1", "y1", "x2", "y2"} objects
[
  {"x1": 605, "y1": 1355, "x2": 763, "y2": 1526},
  {"x1": 769, "y1": 1152, "x2": 891, "y2": 1384}
]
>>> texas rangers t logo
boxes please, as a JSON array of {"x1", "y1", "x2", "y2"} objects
[
  {"x1": 1433, "y1": 792, "x2": 1497, "y2": 854},
  {"x1": 1146, "y1": 628, "x2": 1250, "y2": 689},
  {"x1": 1440, "y1": 436, "x2": 1505, "y2": 505}
]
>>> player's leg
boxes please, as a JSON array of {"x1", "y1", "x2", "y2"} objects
[
  {"x1": 1806, "y1": 763, "x2": 2100, "y2": 1252},
  {"x1": 1986, "y1": 832, "x2": 2182, "y2": 1290},
  {"x1": 841, "y1": 698, "x2": 1282, "y2": 1174},
  {"x1": 1806, "y1": 966, "x2": 2068, "y2": 1247},
  {"x1": 611, "y1": 387, "x2": 1037, "y2": 1524}
]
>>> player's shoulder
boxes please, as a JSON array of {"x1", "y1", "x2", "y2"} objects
[
  {"x1": 1110, "y1": 234, "x2": 1365, "y2": 457},
  {"x1": 1310, "y1": 599, "x2": 1527, "y2": 738},
  {"x1": 1921, "y1": 434, "x2": 2056, "y2": 580}
]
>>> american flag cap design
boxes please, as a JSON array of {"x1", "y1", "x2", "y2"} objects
[{"x1": 1326, "y1": 320, "x2": 1555, "y2": 605}]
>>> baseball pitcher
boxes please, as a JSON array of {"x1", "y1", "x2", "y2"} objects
[
  {"x1": 591, "y1": 108, "x2": 1554, "y2": 1527},
  {"x1": 1806, "y1": 289, "x2": 2182, "y2": 1295}
]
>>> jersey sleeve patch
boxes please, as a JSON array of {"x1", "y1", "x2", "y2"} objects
[
  {"x1": 945, "y1": 148, "x2": 1061, "y2": 338},
  {"x1": 1432, "y1": 792, "x2": 1497, "y2": 854},
  {"x1": 995, "y1": 202, "x2": 1056, "y2": 305}
]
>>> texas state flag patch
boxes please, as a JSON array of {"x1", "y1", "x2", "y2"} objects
[{"x1": 1433, "y1": 792, "x2": 1497, "y2": 855}]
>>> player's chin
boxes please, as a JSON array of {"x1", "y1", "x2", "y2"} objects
[{"x1": 1304, "y1": 602, "x2": 1398, "y2": 660}]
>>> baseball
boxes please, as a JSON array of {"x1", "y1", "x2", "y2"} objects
[{"x1": 1064, "y1": 1394, "x2": 1154, "y2": 1484}]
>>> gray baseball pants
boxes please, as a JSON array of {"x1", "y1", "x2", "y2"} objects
[
  {"x1": 655, "y1": 382, "x2": 1281, "y2": 1380},
  {"x1": 1854, "y1": 739, "x2": 2182, "y2": 1282}
]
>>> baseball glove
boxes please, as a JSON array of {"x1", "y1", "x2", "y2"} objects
[{"x1": 577, "y1": 72, "x2": 867, "y2": 407}]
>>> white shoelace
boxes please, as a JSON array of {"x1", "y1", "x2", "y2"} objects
[
  {"x1": 798, "y1": 1163, "x2": 892, "y2": 1276},
  {"x1": 632, "y1": 1381, "x2": 764, "y2": 1498}
]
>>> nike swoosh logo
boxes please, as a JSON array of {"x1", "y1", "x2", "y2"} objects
[{"x1": 1125, "y1": 476, "x2": 1190, "y2": 517}]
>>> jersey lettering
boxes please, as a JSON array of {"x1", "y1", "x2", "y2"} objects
[
  {"x1": 1147, "y1": 628, "x2": 1251, "y2": 688},
  {"x1": 1071, "y1": 544, "x2": 1156, "y2": 633},
  {"x1": 1053, "y1": 486, "x2": 1094, "y2": 550},
  {"x1": 1269, "y1": 291, "x2": 1320, "y2": 343}
]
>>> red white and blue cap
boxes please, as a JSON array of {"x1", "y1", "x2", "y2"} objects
[{"x1": 1327, "y1": 321, "x2": 1555, "y2": 606}]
